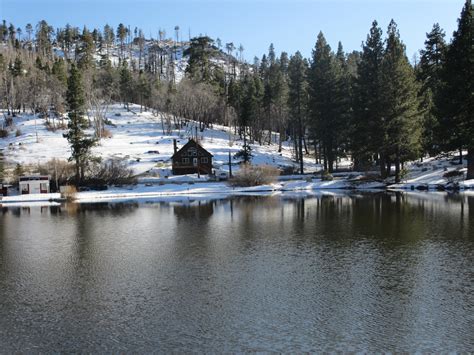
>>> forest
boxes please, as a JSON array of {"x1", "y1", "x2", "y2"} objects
[{"x1": 0, "y1": 0, "x2": 473, "y2": 183}]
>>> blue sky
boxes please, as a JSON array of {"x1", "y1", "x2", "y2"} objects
[{"x1": 1, "y1": 0, "x2": 466, "y2": 61}]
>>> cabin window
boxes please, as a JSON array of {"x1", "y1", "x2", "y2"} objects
[
  {"x1": 188, "y1": 148, "x2": 197, "y2": 156},
  {"x1": 182, "y1": 157, "x2": 189, "y2": 164},
  {"x1": 40, "y1": 183, "x2": 48, "y2": 193},
  {"x1": 201, "y1": 157, "x2": 208, "y2": 164}
]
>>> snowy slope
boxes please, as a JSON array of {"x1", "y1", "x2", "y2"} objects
[{"x1": 0, "y1": 103, "x2": 320, "y2": 178}]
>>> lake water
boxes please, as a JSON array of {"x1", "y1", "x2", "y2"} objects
[{"x1": 0, "y1": 192, "x2": 473, "y2": 352}]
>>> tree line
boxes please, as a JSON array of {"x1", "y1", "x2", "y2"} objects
[{"x1": 0, "y1": 0, "x2": 473, "y2": 183}]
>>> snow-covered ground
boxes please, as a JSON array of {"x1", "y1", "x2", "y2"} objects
[
  {"x1": 387, "y1": 155, "x2": 474, "y2": 190},
  {"x1": 0, "y1": 103, "x2": 321, "y2": 178}
]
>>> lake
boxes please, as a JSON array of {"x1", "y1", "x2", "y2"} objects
[{"x1": 0, "y1": 192, "x2": 473, "y2": 352}]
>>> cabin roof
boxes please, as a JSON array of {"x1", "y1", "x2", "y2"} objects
[{"x1": 171, "y1": 139, "x2": 213, "y2": 159}]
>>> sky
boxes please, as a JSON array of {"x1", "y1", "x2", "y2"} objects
[{"x1": 0, "y1": 0, "x2": 466, "y2": 61}]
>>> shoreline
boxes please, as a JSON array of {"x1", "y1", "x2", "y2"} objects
[{"x1": 1, "y1": 177, "x2": 473, "y2": 207}]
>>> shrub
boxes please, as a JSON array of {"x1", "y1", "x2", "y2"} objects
[
  {"x1": 399, "y1": 167, "x2": 410, "y2": 181},
  {"x1": 279, "y1": 165, "x2": 298, "y2": 175},
  {"x1": 101, "y1": 128, "x2": 113, "y2": 138},
  {"x1": 228, "y1": 164, "x2": 279, "y2": 187},
  {"x1": 85, "y1": 158, "x2": 136, "y2": 186},
  {"x1": 443, "y1": 169, "x2": 464, "y2": 182},
  {"x1": 321, "y1": 170, "x2": 334, "y2": 181},
  {"x1": 0, "y1": 129, "x2": 8, "y2": 138},
  {"x1": 61, "y1": 185, "x2": 77, "y2": 201},
  {"x1": 15, "y1": 129, "x2": 22, "y2": 137}
]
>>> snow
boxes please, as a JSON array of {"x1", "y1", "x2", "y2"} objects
[
  {"x1": 1, "y1": 103, "x2": 321, "y2": 177},
  {"x1": 1, "y1": 193, "x2": 61, "y2": 203},
  {"x1": 387, "y1": 154, "x2": 471, "y2": 191}
]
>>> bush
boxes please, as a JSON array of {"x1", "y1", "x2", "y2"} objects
[
  {"x1": 85, "y1": 158, "x2": 136, "y2": 186},
  {"x1": 321, "y1": 170, "x2": 334, "y2": 181},
  {"x1": 279, "y1": 165, "x2": 298, "y2": 175},
  {"x1": 443, "y1": 169, "x2": 464, "y2": 182},
  {"x1": 228, "y1": 164, "x2": 279, "y2": 187},
  {"x1": 0, "y1": 129, "x2": 8, "y2": 138},
  {"x1": 101, "y1": 128, "x2": 113, "y2": 138},
  {"x1": 399, "y1": 167, "x2": 410, "y2": 181},
  {"x1": 15, "y1": 129, "x2": 22, "y2": 137},
  {"x1": 61, "y1": 185, "x2": 77, "y2": 201}
]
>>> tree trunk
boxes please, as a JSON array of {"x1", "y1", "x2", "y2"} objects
[
  {"x1": 75, "y1": 160, "x2": 80, "y2": 184},
  {"x1": 459, "y1": 148, "x2": 463, "y2": 165},
  {"x1": 467, "y1": 148, "x2": 474, "y2": 180},
  {"x1": 379, "y1": 154, "x2": 387, "y2": 179},
  {"x1": 395, "y1": 152, "x2": 401, "y2": 183},
  {"x1": 278, "y1": 127, "x2": 283, "y2": 153}
]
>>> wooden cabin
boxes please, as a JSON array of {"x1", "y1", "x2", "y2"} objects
[{"x1": 172, "y1": 139, "x2": 213, "y2": 175}]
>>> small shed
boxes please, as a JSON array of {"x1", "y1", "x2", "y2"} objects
[
  {"x1": 172, "y1": 139, "x2": 213, "y2": 175},
  {"x1": 19, "y1": 175, "x2": 50, "y2": 194}
]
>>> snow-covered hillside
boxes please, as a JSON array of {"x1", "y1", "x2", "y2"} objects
[{"x1": 0, "y1": 103, "x2": 319, "y2": 178}]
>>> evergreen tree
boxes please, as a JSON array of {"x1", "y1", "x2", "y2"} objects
[
  {"x1": 35, "y1": 20, "x2": 53, "y2": 58},
  {"x1": 380, "y1": 20, "x2": 422, "y2": 182},
  {"x1": 352, "y1": 21, "x2": 385, "y2": 172},
  {"x1": 236, "y1": 73, "x2": 262, "y2": 163},
  {"x1": 119, "y1": 62, "x2": 134, "y2": 109},
  {"x1": 25, "y1": 23, "x2": 33, "y2": 42},
  {"x1": 288, "y1": 51, "x2": 308, "y2": 174},
  {"x1": 185, "y1": 36, "x2": 219, "y2": 85},
  {"x1": 116, "y1": 23, "x2": 128, "y2": 61},
  {"x1": 438, "y1": 0, "x2": 474, "y2": 179},
  {"x1": 308, "y1": 32, "x2": 344, "y2": 172},
  {"x1": 0, "y1": 21, "x2": 7, "y2": 42},
  {"x1": 65, "y1": 64, "x2": 96, "y2": 182},
  {"x1": 52, "y1": 58, "x2": 68, "y2": 86},
  {"x1": 333, "y1": 42, "x2": 353, "y2": 167},
  {"x1": 417, "y1": 23, "x2": 446, "y2": 156},
  {"x1": 77, "y1": 26, "x2": 95, "y2": 69}
]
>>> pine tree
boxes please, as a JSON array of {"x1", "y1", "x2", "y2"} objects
[
  {"x1": 288, "y1": 51, "x2": 308, "y2": 173},
  {"x1": 35, "y1": 20, "x2": 53, "y2": 58},
  {"x1": 236, "y1": 73, "x2": 262, "y2": 163},
  {"x1": 352, "y1": 21, "x2": 385, "y2": 173},
  {"x1": 333, "y1": 42, "x2": 353, "y2": 168},
  {"x1": 380, "y1": 20, "x2": 422, "y2": 182},
  {"x1": 185, "y1": 36, "x2": 218, "y2": 84},
  {"x1": 52, "y1": 58, "x2": 68, "y2": 86},
  {"x1": 417, "y1": 23, "x2": 446, "y2": 156},
  {"x1": 77, "y1": 26, "x2": 95, "y2": 70},
  {"x1": 117, "y1": 23, "x2": 128, "y2": 62},
  {"x1": 308, "y1": 32, "x2": 343, "y2": 172},
  {"x1": 438, "y1": 0, "x2": 474, "y2": 179},
  {"x1": 119, "y1": 62, "x2": 134, "y2": 109},
  {"x1": 65, "y1": 64, "x2": 96, "y2": 183}
]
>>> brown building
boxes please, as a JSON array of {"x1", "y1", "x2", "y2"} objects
[{"x1": 171, "y1": 139, "x2": 213, "y2": 175}]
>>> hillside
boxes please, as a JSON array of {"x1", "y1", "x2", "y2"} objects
[{"x1": 0, "y1": 103, "x2": 320, "y2": 179}]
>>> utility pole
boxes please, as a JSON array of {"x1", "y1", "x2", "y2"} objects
[{"x1": 228, "y1": 150, "x2": 232, "y2": 178}]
